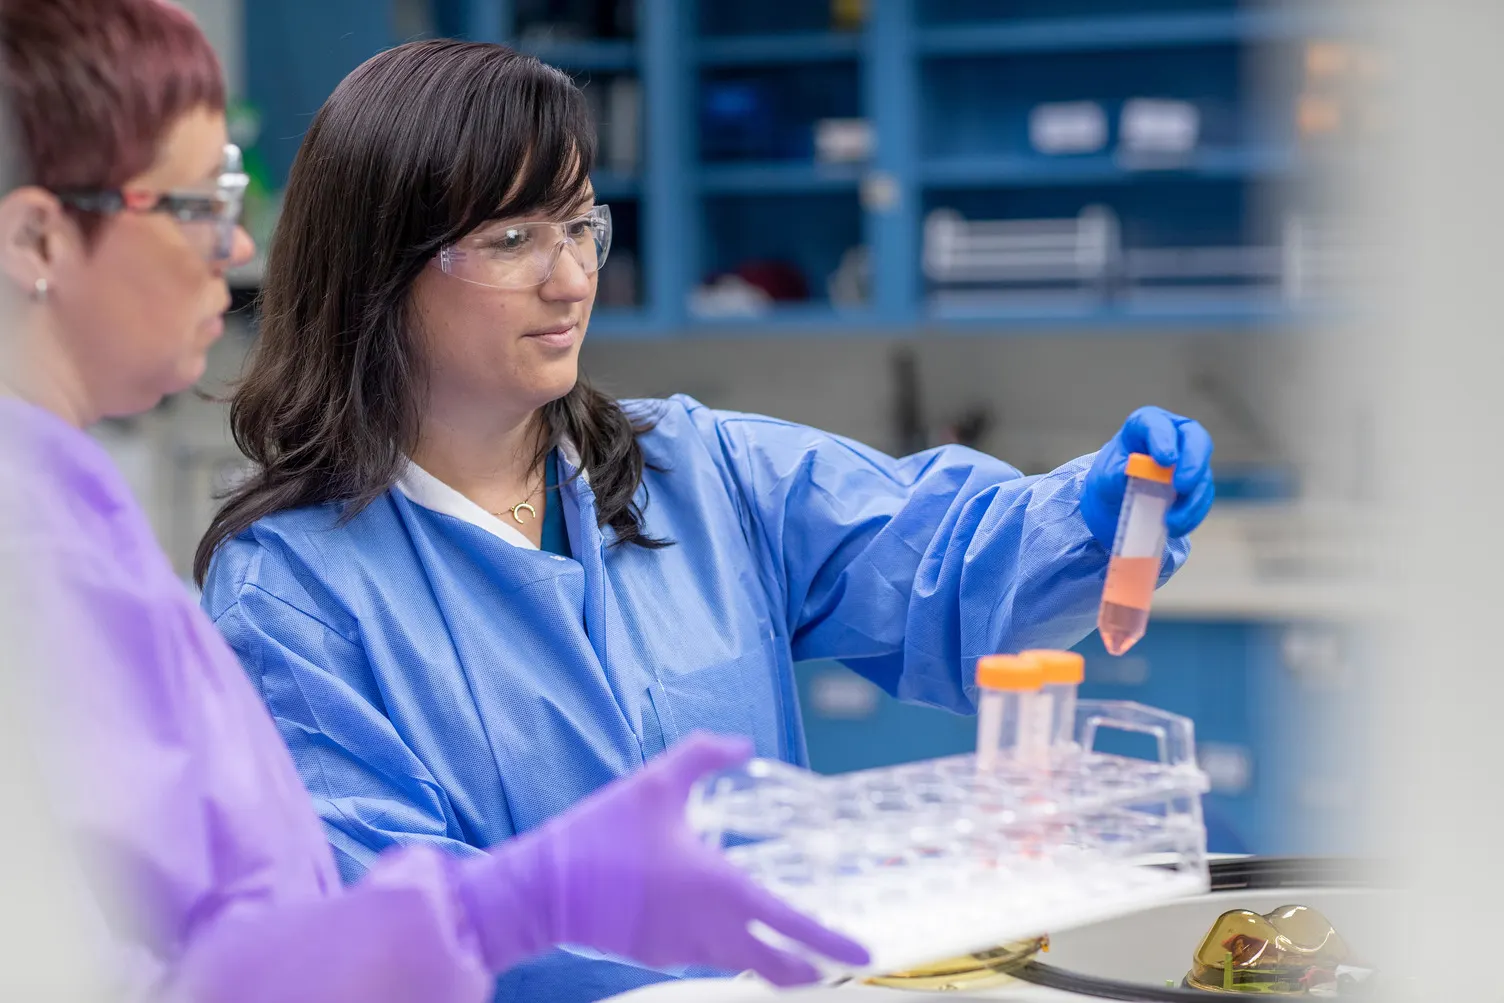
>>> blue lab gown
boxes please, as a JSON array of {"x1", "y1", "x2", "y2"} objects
[{"x1": 202, "y1": 395, "x2": 1189, "y2": 1002}]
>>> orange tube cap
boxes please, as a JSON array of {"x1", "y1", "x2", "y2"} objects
[
  {"x1": 976, "y1": 655, "x2": 1043, "y2": 691},
  {"x1": 1125, "y1": 452, "x2": 1175, "y2": 485},
  {"x1": 1023, "y1": 650, "x2": 1086, "y2": 685}
]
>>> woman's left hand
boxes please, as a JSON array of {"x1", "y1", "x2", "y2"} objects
[{"x1": 1080, "y1": 406, "x2": 1216, "y2": 549}]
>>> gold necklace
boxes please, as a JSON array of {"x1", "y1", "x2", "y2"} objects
[
  {"x1": 484, "y1": 437, "x2": 552, "y2": 526},
  {"x1": 493, "y1": 471, "x2": 544, "y2": 526},
  {"x1": 506, "y1": 500, "x2": 538, "y2": 525}
]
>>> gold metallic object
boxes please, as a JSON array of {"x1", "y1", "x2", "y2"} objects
[
  {"x1": 866, "y1": 938, "x2": 1046, "y2": 992},
  {"x1": 831, "y1": 0, "x2": 865, "y2": 31},
  {"x1": 509, "y1": 502, "x2": 537, "y2": 525},
  {"x1": 1185, "y1": 905, "x2": 1351, "y2": 994}
]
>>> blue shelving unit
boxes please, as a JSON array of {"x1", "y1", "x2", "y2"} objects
[
  {"x1": 516, "y1": 38, "x2": 637, "y2": 71},
  {"x1": 589, "y1": 170, "x2": 641, "y2": 201},
  {"x1": 698, "y1": 162, "x2": 863, "y2": 195},
  {"x1": 927, "y1": 301, "x2": 1303, "y2": 332},
  {"x1": 921, "y1": 146, "x2": 1298, "y2": 188},
  {"x1": 698, "y1": 32, "x2": 862, "y2": 66},
  {"x1": 244, "y1": 0, "x2": 1344, "y2": 339},
  {"x1": 918, "y1": 9, "x2": 1326, "y2": 57}
]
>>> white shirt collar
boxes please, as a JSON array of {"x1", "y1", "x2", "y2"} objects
[
  {"x1": 393, "y1": 438, "x2": 588, "y2": 549},
  {"x1": 558, "y1": 438, "x2": 583, "y2": 475},
  {"x1": 394, "y1": 440, "x2": 585, "y2": 550},
  {"x1": 395, "y1": 460, "x2": 539, "y2": 549}
]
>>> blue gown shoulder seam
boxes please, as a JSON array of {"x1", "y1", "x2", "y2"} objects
[
  {"x1": 698, "y1": 409, "x2": 945, "y2": 475},
  {"x1": 693, "y1": 411, "x2": 801, "y2": 433},
  {"x1": 222, "y1": 580, "x2": 363, "y2": 649}
]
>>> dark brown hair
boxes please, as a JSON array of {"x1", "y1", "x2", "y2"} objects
[
  {"x1": 0, "y1": 0, "x2": 226, "y2": 234},
  {"x1": 194, "y1": 40, "x2": 663, "y2": 584}
]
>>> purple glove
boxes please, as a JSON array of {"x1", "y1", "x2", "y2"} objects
[{"x1": 454, "y1": 733, "x2": 871, "y2": 986}]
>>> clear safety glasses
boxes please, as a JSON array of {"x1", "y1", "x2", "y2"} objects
[
  {"x1": 434, "y1": 204, "x2": 613, "y2": 290},
  {"x1": 53, "y1": 144, "x2": 249, "y2": 262}
]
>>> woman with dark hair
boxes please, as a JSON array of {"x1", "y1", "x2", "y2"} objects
[
  {"x1": 199, "y1": 38, "x2": 1216, "y2": 1003},
  {"x1": 0, "y1": 1, "x2": 866, "y2": 1000}
]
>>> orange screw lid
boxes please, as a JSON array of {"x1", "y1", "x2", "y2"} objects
[
  {"x1": 976, "y1": 655, "x2": 1043, "y2": 692},
  {"x1": 1023, "y1": 650, "x2": 1085, "y2": 685},
  {"x1": 1125, "y1": 453, "x2": 1175, "y2": 485}
]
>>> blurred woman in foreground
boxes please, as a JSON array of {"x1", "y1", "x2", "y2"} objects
[{"x1": 0, "y1": 2, "x2": 866, "y2": 999}]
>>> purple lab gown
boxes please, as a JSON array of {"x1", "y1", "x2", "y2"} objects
[{"x1": 0, "y1": 398, "x2": 496, "y2": 1002}]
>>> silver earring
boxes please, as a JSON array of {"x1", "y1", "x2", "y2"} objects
[{"x1": 31, "y1": 278, "x2": 48, "y2": 303}]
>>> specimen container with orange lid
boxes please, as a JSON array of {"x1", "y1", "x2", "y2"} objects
[
  {"x1": 1098, "y1": 453, "x2": 1175, "y2": 656},
  {"x1": 1022, "y1": 649, "x2": 1085, "y2": 751},
  {"x1": 974, "y1": 655, "x2": 1047, "y2": 770}
]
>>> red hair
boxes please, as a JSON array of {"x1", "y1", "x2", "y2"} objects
[{"x1": 0, "y1": 0, "x2": 225, "y2": 195}]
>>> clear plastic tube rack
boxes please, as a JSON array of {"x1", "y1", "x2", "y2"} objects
[{"x1": 688, "y1": 699, "x2": 1210, "y2": 980}]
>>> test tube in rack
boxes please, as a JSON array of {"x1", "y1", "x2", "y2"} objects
[
  {"x1": 1023, "y1": 649, "x2": 1085, "y2": 755},
  {"x1": 975, "y1": 655, "x2": 1047, "y2": 771}
]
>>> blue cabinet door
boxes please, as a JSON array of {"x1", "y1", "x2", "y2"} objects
[
  {"x1": 1074, "y1": 621, "x2": 1257, "y2": 854},
  {"x1": 794, "y1": 660, "x2": 976, "y2": 774},
  {"x1": 245, "y1": 0, "x2": 397, "y2": 187},
  {"x1": 1246, "y1": 622, "x2": 1373, "y2": 857}
]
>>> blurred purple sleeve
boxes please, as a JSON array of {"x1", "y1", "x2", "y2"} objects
[
  {"x1": 3, "y1": 542, "x2": 497, "y2": 1003},
  {"x1": 163, "y1": 850, "x2": 494, "y2": 1003}
]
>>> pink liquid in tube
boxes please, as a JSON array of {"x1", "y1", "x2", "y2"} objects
[{"x1": 1098, "y1": 455, "x2": 1176, "y2": 656}]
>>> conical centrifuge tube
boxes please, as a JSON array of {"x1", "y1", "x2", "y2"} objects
[
  {"x1": 975, "y1": 655, "x2": 1047, "y2": 771},
  {"x1": 1022, "y1": 649, "x2": 1085, "y2": 752},
  {"x1": 1098, "y1": 453, "x2": 1176, "y2": 657}
]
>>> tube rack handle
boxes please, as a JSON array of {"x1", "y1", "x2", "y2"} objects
[{"x1": 1076, "y1": 699, "x2": 1197, "y2": 768}]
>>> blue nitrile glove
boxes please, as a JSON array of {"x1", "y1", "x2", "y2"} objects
[{"x1": 1081, "y1": 406, "x2": 1216, "y2": 549}]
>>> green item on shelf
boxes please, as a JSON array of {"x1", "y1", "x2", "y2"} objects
[{"x1": 226, "y1": 99, "x2": 281, "y2": 258}]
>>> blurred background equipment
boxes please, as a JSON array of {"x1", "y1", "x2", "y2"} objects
[
  {"x1": 155, "y1": 0, "x2": 1368, "y2": 861},
  {"x1": 1030, "y1": 101, "x2": 1110, "y2": 156},
  {"x1": 922, "y1": 204, "x2": 1121, "y2": 314}
]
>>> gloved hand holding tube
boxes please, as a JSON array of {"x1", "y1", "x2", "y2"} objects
[
  {"x1": 454, "y1": 733, "x2": 871, "y2": 987},
  {"x1": 1080, "y1": 406, "x2": 1216, "y2": 655},
  {"x1": 1080, "y1": 405, "x2": 1217, "y2": 549}
]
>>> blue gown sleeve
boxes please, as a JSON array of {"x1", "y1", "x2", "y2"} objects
[
  {"x1": 213, "y1": 585, "x2": 485, "y2": 880},
  {"x1": 680, "y1": 399, "x2": 1190, "y2": 715}
]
